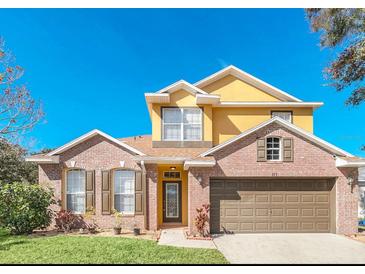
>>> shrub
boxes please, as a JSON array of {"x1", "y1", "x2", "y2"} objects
[
  {"x1": 194, "y1": 203, "x2": 210, "y2": 237},
  {"x1": 54, "y1": 210, "x2": 80, "y2": 233},
  {"x1": 84, "y1": 207, "x2": 98, "y2": 233},
  {"x1": 0, "y1": 182, "x2": 55, "y2": 234},
  {"x1": 111, "y1": 208, "x2": 123, "y2": 229}
]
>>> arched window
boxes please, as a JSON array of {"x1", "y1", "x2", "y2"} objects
[
  {"x1": 114, "y1": 170, "x2": 135, "y2": 214},
  {"x1": 266, "y1": 137, "x2": 281, "y2": 161},
  {"x1": 66, "y1": 169, "x2": 86, "y2": 214}
]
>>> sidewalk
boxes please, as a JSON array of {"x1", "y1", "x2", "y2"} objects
[{"x1": 158, "y1": 228, "x2": 216, "y2": 249}]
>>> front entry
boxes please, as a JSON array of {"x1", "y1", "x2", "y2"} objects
[{"x1": 163, "y1": 181, "x2": 182, "y2": 223}]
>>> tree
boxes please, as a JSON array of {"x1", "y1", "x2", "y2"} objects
[
  {"x1": 0, "y1": 37, "x2": 43, "y2": 139},
  {"x1": 0, "y1": 138, "x2": 38, "y2": 183},
  {"x1": 306, "y1": 9, "x2": 365, "y2": 106}
]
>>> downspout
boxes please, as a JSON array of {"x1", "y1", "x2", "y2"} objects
[{"x1": 140, "y1": 160, "x2": 148, "y2": 230}]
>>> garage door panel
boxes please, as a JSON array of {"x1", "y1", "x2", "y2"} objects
[
  {"x1": 271, "y1": 208, "x2": 284, "y2": 217},
  {"x1": 302, "y1": 208, "x2": 315, "y2": 217},
  {"x1": 256, "y1": 208, "x2": 270, "y2": 217},
  {"x1": 210, "y1": 179, "x2": 333, "y2": 233},
  {"x1": 316, "y1": 208, "x2": 329, "y2": 217},
  {"x1": 255, "y1": 194, "x2": 270, "y2": 203},
  {"x1": 255, "y1": 222, "x2": 270, "y2": 231},
  {"x1": 271, "y1": 194, "x2": 285, "y2": 203},
  {"x1": 271, "y1": 222, "x2": 285, "y2": 231},
  {"x1": 240, "y1": 223, "x2": 254, "y2": 232},
  {"x1": 301, "y1": 194, "x2": 315, "y2": 203},
  {"x1": 286, "y1": 194, "x2": 300, "y2": 203},
  {"x1": 240, "y1": 208, "x2": 254, "y2": 216},
  {"x1": 316, "y1": 194, "x2": 329, "y2": 203}
]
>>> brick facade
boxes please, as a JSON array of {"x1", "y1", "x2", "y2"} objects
[
  {"x1": 188, "y1": 123, "x2": 359, "y2": 234},
  {"x1": 39, "y1": 124, "x2": 359, "y2": 234},
  {"x1": 39, "y1": 135, "x2": 145, "y2": 230}
]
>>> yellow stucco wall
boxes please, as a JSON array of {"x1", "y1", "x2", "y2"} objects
[
  {"x1": 212, "y1": 107, "x2": 313, "y2": 145},
  {"x1": 150, "y1": 78, "x2": 314, "y2": 144},
  {"x1": 151, "y1": 89, "x2": 213, "y2": 142},
  {"x1": 201, "y1": 74, "x2": 281, "y2": 102},
  {"x1": 157, "y1": 165, "x2": 188, "y2": 227}
]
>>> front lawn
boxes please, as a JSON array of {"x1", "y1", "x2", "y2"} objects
[{"x1": 0, "y1": 229, "x2": 228, "y2": 264}]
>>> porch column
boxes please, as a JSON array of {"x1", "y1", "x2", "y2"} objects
[
  {"x1": 146, "y1": 164, "x2": 158, "y2": 231},
  {"x1": 188, "y1": 168, "x2": 211, "y2": 233}
]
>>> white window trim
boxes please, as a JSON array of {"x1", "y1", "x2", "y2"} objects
[
  {"x1": 266, "y1": 136, "x2": 282, "y2": 162},
  {"x1": 113, "y1": 170, "x2": 135, "y2": 214},
  {"x1": 162, "y1": 107, "x2": 203, "y2": 141},
  {"x1": 271, "y1": 111, "x2": 292, "y2": 123},
  {"x1": 66, "y1": 169, "x2": 86, "y2": 214}
]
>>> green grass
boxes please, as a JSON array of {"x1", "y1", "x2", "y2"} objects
[{"x1": 0, "y1": 229, "x2": 228, "y2": 264}]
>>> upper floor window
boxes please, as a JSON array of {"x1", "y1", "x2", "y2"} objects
[
  {"x1": 266, "y1": 137, "x2": 281, "y2": 161},
  {"x1": 162, "y1": 108, "x2": 202, "y2": 141},
  {"x1": 271, "y1": 111, "x2": 292, "y2": 123},
  {"x1": 66, "y1": 169, "x2": 86, "y2": 214},
  {"x1": 114, "y1": 170, "x2": 135, "y2": 214}
]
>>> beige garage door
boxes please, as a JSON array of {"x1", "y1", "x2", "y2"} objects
[{"x1": 210, "y1": 179, "x2": 335, "y2": 233}]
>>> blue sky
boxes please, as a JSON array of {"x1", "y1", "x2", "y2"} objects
[{"x1": 0, "y1": 9, "x2": 364, "y2": 156}]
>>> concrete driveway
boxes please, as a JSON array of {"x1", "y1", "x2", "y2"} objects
[{"x1": 213, "y1": 233, "x2": 365, "y2": 264}]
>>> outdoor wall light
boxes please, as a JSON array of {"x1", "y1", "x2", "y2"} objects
[
  {"x1": 347, "y1": 176, "x2": 354, "y2": 185},
  {"x1": 170, "y1": 166, "x2": 176, "y2": 170},
  {"x1": 197, "y1": 176, "x2": 203, "y2": 183}
]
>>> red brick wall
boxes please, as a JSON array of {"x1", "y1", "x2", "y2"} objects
[
  {"x1": 39, "y1": 135, "x2": 145, "y2": 230},
  {"x1": 188, "y1": 123, "x2": 358, "y2": 234},
  {"x1": 146, "y1": 164, "x2": 158, "y2": 231}
]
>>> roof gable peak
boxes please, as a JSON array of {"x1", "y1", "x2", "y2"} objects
[
  {"x1": 194, "y1": 65, "x2": 303, "y2": 102},
  {"x1": 200, "y1": 117, "x2": 353, "y2": 158},
  {"x1": 155, "y1": 80, "x2": 207, "y2": 95},
  {"x1": 47, "y1": 129, "x2": 145, "y2": 156}
]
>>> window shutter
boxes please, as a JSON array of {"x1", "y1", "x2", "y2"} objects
[
  {"x1": 61, "y1": 170, "x2": 66, "y2": 210},
  {"x1": 257, "y1": 138, "x2": 266, "y2": 162},
  {"x1": 85, "y1": 170, "x2": 95, "y2": 212},
  {"x1": 135, "y1": 171, "x2": 144, "y2": 215},
  {"x1": 101, "y1": 170, "x2": 111, "y2": 215},
  {"x1": 283, "y1": 138, "x2": 294, "y2": 162}
]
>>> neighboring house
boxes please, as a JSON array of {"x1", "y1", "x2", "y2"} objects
[
  {"x1": 358, "y1": 167, "x2": 365, "y2": 218},
  {"x1": 27, "y1": 65, "x2": 365, "y2": 234}
]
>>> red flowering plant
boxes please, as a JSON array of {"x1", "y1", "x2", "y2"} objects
[
  {"x1": 55, "y1": 210, "x2": 79, "y2": 233},
  {"x1": 194, "y1": 203, "x2": 210, "y2": 237}
]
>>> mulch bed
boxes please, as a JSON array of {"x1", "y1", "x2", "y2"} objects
[{"x1": 183, "y1": 229, "x2": 213, "y2": 241}]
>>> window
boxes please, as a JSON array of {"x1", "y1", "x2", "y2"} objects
[
  {"x1": 271, "y1": 111, "x2": 292, "y2": 123},
  {"x1": 266, "y1": 137, "x2": 281, "y2": 161},
  {"x1": 162, "y1": 108, "x2": 202, "y2": 141},
  {"x1": 66, "y1": 169, "x2": 86, "y2": 214},
  {"x1": 114, "y1": 170, "x2": 135, "y2": 214},
  {"x1": 163, "y1": 171, "x2": 181, "y2": 179}
]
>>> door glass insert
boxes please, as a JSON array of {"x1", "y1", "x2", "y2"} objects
[{"x1": 165, "y1": 183, "x2": 179, "y2": 218}]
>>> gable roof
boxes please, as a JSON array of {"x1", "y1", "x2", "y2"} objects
[
  {"x1": 47, "y1": 129, "x2": 145, "y2": 156},
  {"x1": 155, "y1": 80, "x2": 207, "y2": 95},
  {"x1": 200, "y1": 117, "x2": 353, "y2": 158},
  {"x1": 194, "y1": 65, "x2": 303, "y2": 102}
]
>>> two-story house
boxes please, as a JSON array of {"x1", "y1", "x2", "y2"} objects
[{"x1": 27, "y1": 65, "x2": 365, "y2": 234}]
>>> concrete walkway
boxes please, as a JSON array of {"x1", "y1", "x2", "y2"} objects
[
  {"x1": 158, "y1": 228, "x2": 216, "y2": 249},
  {"x1": 213, "y1": 233, "x2": 365, "y2": 264}
]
